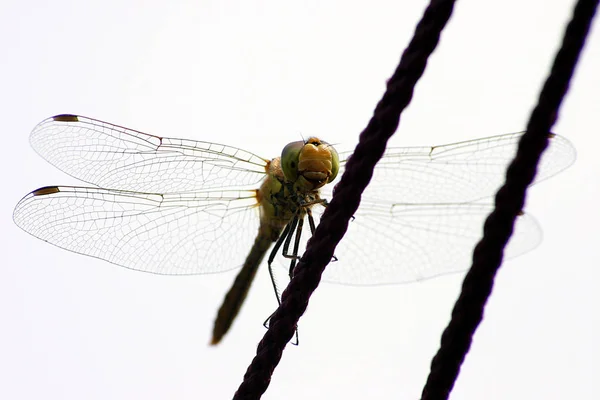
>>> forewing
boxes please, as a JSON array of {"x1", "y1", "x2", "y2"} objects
[
  {"x1": 29, "y1": 115, "x2": 269, "y2": 193},
  {"x1": 331, "y1": 132, "x2": 575, "y2": 204},
  {"x1": 13, "y1": 186, "x2": 261, "y2": 275}
]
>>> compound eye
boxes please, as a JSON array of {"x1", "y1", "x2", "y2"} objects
[
  {"x1": 281, "y1": 140, "x2": 304, "y2": 182},
  {"x1": 325, "y1": 143, "x2": 339, "y2": 183}
]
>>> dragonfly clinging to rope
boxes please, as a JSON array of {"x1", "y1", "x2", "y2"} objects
[{"x1": 13, "y1": 115, "x2": 576, "y2": 344}]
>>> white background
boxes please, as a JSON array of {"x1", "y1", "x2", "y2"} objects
[{"x1": 1, "y1": 1, "x2": 598, "y2": 399}]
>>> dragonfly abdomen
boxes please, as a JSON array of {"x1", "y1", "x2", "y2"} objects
[{"x1": 211, "y1": 232, "x2": 275, "y2": 345}]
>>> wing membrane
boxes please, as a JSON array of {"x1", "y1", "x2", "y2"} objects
[
  {"x1": 29, "y1": 115, "x2": 269, "y2": 193},
  {"x1": 308, "y1": 133, "x2": 572, "y2": 284},
  {"x1": 18, "y1": 121, "x2": 575, "y2": 284},
  {"x1": 13, "y1": 185, "x2": 261, "y2": 275},
  {"x1": 309, "y1": 201, "x2": 542, "y2": 285},
  {"x1": 332, "y1": 132, "x2": 575, "y2": 204}
]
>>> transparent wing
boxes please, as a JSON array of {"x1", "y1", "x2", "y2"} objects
[
  {"x1": 29, "y1": 115, "x2": 269, "y2": 193},
  {"x1": 13, "y1": 186, "x2": 261, "y2": 275},
  {"x1": 330, "y1": 132, "x2": 575, "y2": 204},
  {"x1": 273, "y1": 132, "x2": 574, "y2": 285},
  {"x1": 325, "y1": 201, "x2": 542, "y2": 285},
  {"x1": 280, "y1": 201, "x2": 542, "y2": 285}
]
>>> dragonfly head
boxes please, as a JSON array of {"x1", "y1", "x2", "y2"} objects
[{"x1": 281, "y1": 137, "x2": 339, "y2": 190}]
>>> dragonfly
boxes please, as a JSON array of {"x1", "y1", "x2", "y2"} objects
[{"x1": 13, "y1": 115, "x2": 576, "y2": 344}]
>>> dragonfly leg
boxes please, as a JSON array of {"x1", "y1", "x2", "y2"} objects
[
  {"x1": 262, "y1": 312, "x2": 300, "y2": 346},
  {"x1": 307, "y1": 208, "x2": 317, "y2": 234},
  {"x1": 263, "y1": 215, "x2": 305, "y2": 344},
  {"x1": 307, "y1": 207, "x2": 338, "y2": 263},
  {"x1": 281, "y1": 216, "x2": 299, "y2": 260},
  {"x1": 323, "y1": 199, "x2": 355, "y2": 221},
  {"x1": 302, "y1": 198, "x2": 328, "y2": 207},
  {"x1": 286, "y1": 216, "x2": 304, "y2": 278},
  {"x1": 292, "y1": 329, "x2": 299, "y2": 346},
  {"x1": 264, "y1": 219, "x2": 301, "y2": 345},
  {"x1": 267, "y1": 221, "x2": 294, "y2": 306},
  {"x1": 262, "y1": 313, "x2": 273, "y2": 329}
]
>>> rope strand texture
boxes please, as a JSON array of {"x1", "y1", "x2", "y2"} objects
[
  {"x1": 421, "y1": 1, "x2": 598, "y2": 399},
  {"x1": 233, "y1": 0, "x2": 457, "y2": 399}
]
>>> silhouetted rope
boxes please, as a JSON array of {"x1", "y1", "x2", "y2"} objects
[
  {"x1": 232, "y1": 1, "x2": 457, "y2": 399},
  {"x1": 421, "y1": 1, "x2": 598, "y2": 399}
]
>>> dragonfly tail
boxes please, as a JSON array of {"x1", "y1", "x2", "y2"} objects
[{"x1": 211, "y1": 235, "x2": 272, "y2": 345}]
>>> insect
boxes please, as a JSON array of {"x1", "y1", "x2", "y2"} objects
[{"x1": 13, "y1": 115, "x2": 576, "y2": 344}]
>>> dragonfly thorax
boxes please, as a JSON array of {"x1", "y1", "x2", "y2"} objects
[{"x1": 257, "y1": 157, "x2": 325, "y2": 241}]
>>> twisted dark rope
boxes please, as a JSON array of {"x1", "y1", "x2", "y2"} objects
[
  {"x1": 232, "y1": 0, "x2": 457, "y2": 399},
  {"x1": 421, "y1": 1, "x2": 598, "y2": 399}
]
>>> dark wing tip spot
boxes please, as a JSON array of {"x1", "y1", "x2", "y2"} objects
[
  {"x1": 32, "y1": 186, "x2": 61, "y2": 196},
  {"x1": 52, "y1": 114, "x2": 79, "y2": 122}
]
